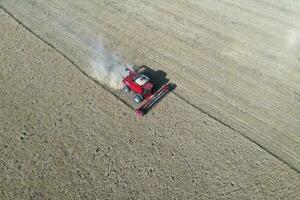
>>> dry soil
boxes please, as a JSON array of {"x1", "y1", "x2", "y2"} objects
[{"x1": 1, "y1": 1, "x2": 300, "y2": 199}]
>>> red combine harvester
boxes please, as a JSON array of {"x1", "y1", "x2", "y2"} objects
[{"x1": 122, "y1": 68, "x2": 171, "y2": 117}]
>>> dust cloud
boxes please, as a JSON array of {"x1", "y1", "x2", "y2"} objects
[
  {"x1": 88, "y1": 39, "x2": 132, "y2": 89},
  {"x1": 44, "y1": 9, "x2": 132, "y2": 90}
]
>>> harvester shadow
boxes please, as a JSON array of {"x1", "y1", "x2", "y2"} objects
[{"x1": 135, "y1": 65, "x2": 170, "y2": 91}]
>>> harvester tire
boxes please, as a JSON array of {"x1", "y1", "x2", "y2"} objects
[
  {"x1": 123, "y1": 85, "x2": 130, "y2": 93},
  {"x1": 134, "y1": 94, "x2": 144, "y2": 103}
]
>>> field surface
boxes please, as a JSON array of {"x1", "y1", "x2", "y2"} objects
[{"x1": 0, "y1": 0, "x2": 300, "y2": 199}]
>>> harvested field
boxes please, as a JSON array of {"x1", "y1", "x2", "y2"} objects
[{"x1": 0, "y1": 0, "x2": 300, "y2": 199}]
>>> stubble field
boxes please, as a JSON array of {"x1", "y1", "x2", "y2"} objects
[{"x1": 1, "y1": 0, "x2": 300, "y2": 199}]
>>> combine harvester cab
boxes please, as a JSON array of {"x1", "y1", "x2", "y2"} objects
[{"x1": 122, "y1": 67, "x2": 174, "y2": 117}]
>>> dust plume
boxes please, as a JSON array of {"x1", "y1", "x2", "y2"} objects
[
  {"x1": 88, "y1": 39, "x2": 132, "y2": 89},
  {"x1": 43, "y1": 9, "x2": 132, "y2": 90}
]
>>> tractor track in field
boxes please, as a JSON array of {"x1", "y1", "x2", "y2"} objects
[
  {"x1": 172, "y1": 91, "x2": 300, "y2": 173},
  {"x1": 1, "y1": 5, "x2": 299, "y2": 174}
]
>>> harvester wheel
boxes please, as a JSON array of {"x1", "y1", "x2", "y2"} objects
[
  {"x1": 123, "y1": 85, "x2": 130, "y2": 93},
  {"x1": 134, "y1": 94, "x2": 144, "y2": 103}
]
